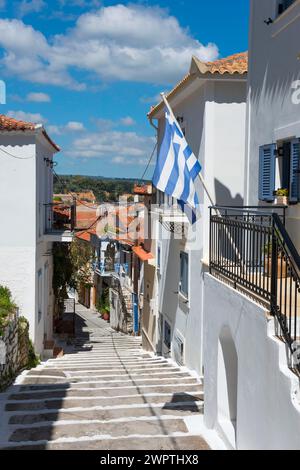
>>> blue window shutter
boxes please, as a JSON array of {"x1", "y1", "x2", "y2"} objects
[
  {"x1": 289, "y1": 139, "x2": 300, "y2": 204},
  {"x1": 259, "y1": 144, "x2": 276, "y2": 202}
]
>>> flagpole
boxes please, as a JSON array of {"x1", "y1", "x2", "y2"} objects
[
  {"x1": 160, "y1": 93, "x2": 246, "y2": 271},
  {"x1": 160, "y1": 92, "x2": 216, "y2": 209}
]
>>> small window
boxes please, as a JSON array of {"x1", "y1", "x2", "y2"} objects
[
  {"x1": 157, "y1": 244, "x2": 161, "y2": 273},
  {"x1": 164, "y1": 321, "x2": 171, "y2": 350},
  {"x1": 278, "y1": 0, "x2": 296, "y2": 15},
  {"x1": 179, "y1": 252, "x2": 189, "y2": 299},
  {"x1": 259, "y1": 140, "x2": 300, "y2": 204},
  {"x1": 38, "y1": 269, "x2": 43, "y2": 323}
]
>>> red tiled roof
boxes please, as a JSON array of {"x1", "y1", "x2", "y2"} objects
[
  {"x1": 134, "y1": 184, "x2": 153, "y2": 195},
  {"x1": 0, "y1": 115, "x2": 35, "y2": 131},
  {"x1": 133, "y1": 246, "x2": 154, "y2": 262},
  {"x1": 198, "y1": 52, "x2": 248, "y2": 76},
  {"x1": 0, "y1": 114, "x2": 60, "y2": 152},
  {"x1": 75, "y1": 228, "x2": 96, "y2": 243},
  {"x1": 148, "y1": 52, "x2": 248, "y2": 118}
]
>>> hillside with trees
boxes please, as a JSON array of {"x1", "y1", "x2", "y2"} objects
[{"x1": 53, "y1": 175, "x2": 139, "y2": 203}]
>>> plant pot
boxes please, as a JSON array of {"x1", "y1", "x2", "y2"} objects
[
  {"x1": 264, "y1": 256, "x2": 289, "y2": 278},
  {"x1": 275, "y1": 196, "x2": 288, "y2": 206},
  {"x1": 102, "y1": 312, "x2": 110, "y2": 321}
]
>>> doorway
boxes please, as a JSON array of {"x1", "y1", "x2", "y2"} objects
[{"x1": 217, "y1": 325, "x2": 238, "y2": 449}]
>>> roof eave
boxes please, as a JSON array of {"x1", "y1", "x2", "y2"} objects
[{"x1": 35, "y1": 125, "x2": 60, "y2": 153}]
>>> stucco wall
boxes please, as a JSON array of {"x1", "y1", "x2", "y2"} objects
[
  {"x1": 246, "y1": 0, "x2": 300, "y2": 249},
  {"x1": 203, "y1": 273, "x2": 300, "y2": 450},
  {"x1": 0, "y1": 132, "x2": 56, "y2": 355},
  {"x1": 154, "y1": 79, "x2": 247, "y2": 375}
]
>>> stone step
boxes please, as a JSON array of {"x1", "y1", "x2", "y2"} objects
[
  {"x1": 9, "y1": 384, "x2": 202, "y2": 401},
  {"x1": 21, "y1": 376, "x2": 199, "y2": 387},
  {"x1": 9, "y1": 401, "x2": 204, "y2": 426},
  {"x1": 1, "y1": 434, "x2": 209, "y2": 450},
  {"x1": 61, "y1": 367, "x2": 181, "y2": 377},
  {"x1": 26, "y1": 371, "x2": 191, "y2": 382},
  {"x1": 44, "y1": 364, "x2": 171, "y2": 372},
  {"x1": 9, "y1": 417, "x2": 189, "y2": 443},
  {"x1": 26, "y1": 370, "x2": 67, "y2": 378},
  {"x1": 19, "y1": 377, "x2": 202, "y2": 394},
  {"x1": 6, "y1": 392, "x2": 203, "y2": 412}
]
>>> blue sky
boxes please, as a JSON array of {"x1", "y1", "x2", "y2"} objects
[{"x1": 0, "y1": 0, "x2": 250, "y2": 179}]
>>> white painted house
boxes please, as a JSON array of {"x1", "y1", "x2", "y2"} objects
[
  {"x1": 203, "y1": 0, "x2": 300, "y2": 450},
  {"x1": 147, "y1": 52, "x2": 248, "y2": 375},
  {"x1": 0, "y1": 115, "x2": 70, "y2": 356}
]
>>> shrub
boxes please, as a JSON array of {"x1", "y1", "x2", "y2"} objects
[{"x1": 0, "y1": 286, "x2": 16, "y2": 336}]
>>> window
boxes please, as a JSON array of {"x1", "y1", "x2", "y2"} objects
[
  {"x1": 164, "y1": 321, "x2": 171, "y2": 350},
  {"x1": 278, "y1": 0, "x2": 296, "y2": 15},
  {"x1": 179, "y1": 251, "x2": 189, "y2": 299},
  {"x1": 157, "y1": 244, "x2": 161, "y2": 273},
  {"x1": 258, "y1": 140, "x2": 300, "y2": 204},
  {"x1": 38, "y1": 269, "x2": 43, "y2": 323}
]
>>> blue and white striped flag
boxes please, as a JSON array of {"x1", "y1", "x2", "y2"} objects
[{"x1": 152, "y1": 106, "x2": 202, "y2": 213}]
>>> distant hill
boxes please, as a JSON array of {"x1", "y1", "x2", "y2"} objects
[{"x1": 54, "y1": 174, "x2": 150, "y2": 203}]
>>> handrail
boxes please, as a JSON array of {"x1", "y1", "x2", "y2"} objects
[
  {"x1": 273, "y1": 213, "x2": 300, "y2": 272},
  {"x1": 209, "y1": 207, "x2": 300, "y2": 370}
]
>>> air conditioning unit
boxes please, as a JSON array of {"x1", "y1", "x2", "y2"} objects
[{"x1": 173, "y1": 332, "x2": 184, "y2": 366}]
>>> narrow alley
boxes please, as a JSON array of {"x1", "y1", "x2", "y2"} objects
[{"x1": 0, "y1": 305, "x2": 209, "y2": 450}]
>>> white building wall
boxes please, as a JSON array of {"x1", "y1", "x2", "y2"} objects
[
  {"x1": 156, "y1": 79, "x2": 247, "y2": 375},
  {"x1": 204, "y1": 273, "x2": 300, "y2": 450},
  {"x1": 246, "y1": 0, "x2": 300, "y2": 248},
  {"x1": 0, "y1": 131, "x2": 56, "y2": 355}
]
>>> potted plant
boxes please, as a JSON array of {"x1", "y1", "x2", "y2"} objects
[
  {"x1": 275, "y1": 189, "x2": 289, "y2": 206},
  {"x1": 96, "y1": 288, "x2": 110, "y2": 322},
  {"x1": 263, "y1": 242, "x2": 289, "y2": 278}
]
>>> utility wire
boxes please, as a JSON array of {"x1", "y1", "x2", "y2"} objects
[
  {"x1": 0, "y1": 147, "x2": 34, "y2": 160},
  {"x1": 139, "y1": 142, "x2": 157, "y2": 184}
]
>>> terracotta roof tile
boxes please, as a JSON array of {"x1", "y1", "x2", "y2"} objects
[
  {"x1": 148, "y1": 52, "x2": 248, "y2": 118},
  {"x1": 133, "y1": 246, "x2": 154, "y2": 262},
  {"x1": 0, "y1": 114, "x2": 35, "y2": 131},
  {"x1": 0, "y1": 114, "x2": 60, "y2": 152},
  {"x1": 201, "y1": 52, "x2": 248, "y2": 76}
]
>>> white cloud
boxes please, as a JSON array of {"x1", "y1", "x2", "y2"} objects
[
  {"x1": 120, "y1": 116, "x2": 136, "y2": 127},
  {"x1": 65, "y1": 121, "x2": 85, "y2": 131},
  {"x1": 0, "y1": 5, "x2": 219, "y2": 88},
  {"x1": 26, "y1": 92, "x2": 51, "y2": 102},
  {"x1": 18, "y1": 0, "x2": 46, "y2": 17},
  {"x1": 66, "y1": 130, "x2": 156, "y2": 166},
  {"x1": 7, "y1": 110, "x2": 47, "y2": 124},
  {"x1": 48, "y1": 121, "x2": 85, "y2": 135}
]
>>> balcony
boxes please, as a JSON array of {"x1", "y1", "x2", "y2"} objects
[
  {"x1": 209, "y1": 205, "x2": 300, "y2": 370},
  {"x1": 44, "y1": 203, "x2": 76, "y2": 242},
  {"x1": 95, "y1": 260, "x2": 129, "y2": 278}
]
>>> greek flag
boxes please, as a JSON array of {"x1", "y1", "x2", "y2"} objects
[{"x1": 152, "y1": 106, "x2": 202, "y2": 212}]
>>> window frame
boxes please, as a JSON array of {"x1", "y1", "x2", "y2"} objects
[
  {"x1": 277, "y1": 0, "x2": 297, "y2": 16},
  {"x1": 37, "y1": 269, "x2": 43, "y2": 323},
  {"x1": 164, "y1": 320, "x2": 171, "y2": 350},
  {"x1": 179, "y1": 251, "x2": 189, "y2": 300}
]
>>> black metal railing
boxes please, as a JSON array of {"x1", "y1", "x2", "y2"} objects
[
  {"x1": 45, "y1": 202, "x2": 76, "y2": 233},
  {"x1": 209, "y1": 206, "x2": 300, "y2": 369},
  {"x1": 271, "y1": 214, "x2": 300, "y2": 361}
]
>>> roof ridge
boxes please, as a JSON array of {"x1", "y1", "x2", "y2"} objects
[{"x1": 0, "y1": 114, "x2": 60, "y2": 152}]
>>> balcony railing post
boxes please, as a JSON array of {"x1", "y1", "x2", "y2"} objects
[{"x1": 270, "y1": 218, "x2": 278, "y2": 316}]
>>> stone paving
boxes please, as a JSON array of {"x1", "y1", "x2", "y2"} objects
[{"x1": 0, "y1": 305, "x2": 209, "y2": 450}]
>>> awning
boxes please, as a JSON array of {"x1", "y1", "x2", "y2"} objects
[{"x1": 133, "y1": 246, "x2": 154, "y2": 262}]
